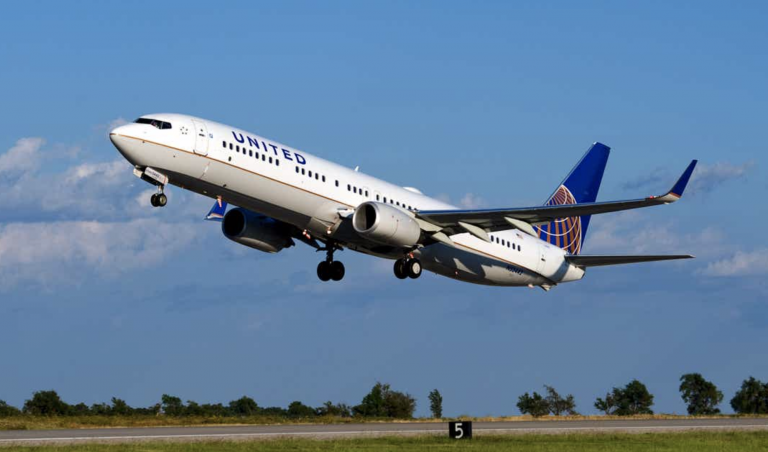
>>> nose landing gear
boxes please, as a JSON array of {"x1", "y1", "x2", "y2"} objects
[
  {"x1": 394, "y1": 256, "x2": 422, "y2": 280},
  {"x1": 317, "y1": 243, "x2": 345, "y2": 282},
  {"x1": 135, "y1": 167, "x2": 169, "y2": 208},
  {"x1": 150, "y1": 191, "x2": 167, "y2": 207}
]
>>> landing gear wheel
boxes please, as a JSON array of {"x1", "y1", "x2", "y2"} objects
[
  {"x1": 316, "y1": 242, "x2": 345, "y2": 282},
  {"x1": 407, "y1": 258, "x2": 422, "y2": 279},
  {"x1": 330, "y1": 261, "x2": 345, "y2": 281},
  {"x1": 317, "y1": 261, "x2": 331, "y2": 282},
  {"x1": 394, "y1": 259, "x2": 408, "y2": 279},
  {"x1": 150, "y1": 192, "x2": 167, "y2": 208}
]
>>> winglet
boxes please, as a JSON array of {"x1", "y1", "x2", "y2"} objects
[
  {"x1": 658, "y1": 160, "x2": 697, "y2": 202},
  {"x1": 205, "y1": 197, "x2": 228, "y2": 221}
]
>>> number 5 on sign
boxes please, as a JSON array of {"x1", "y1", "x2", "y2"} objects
[{"x1": 449, "y1": 421, "x2": 472, "y2": 439}]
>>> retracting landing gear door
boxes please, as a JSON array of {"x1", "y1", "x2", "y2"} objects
[{"x1": 191, "y1": 119, "x2": 209, "y2": 155}]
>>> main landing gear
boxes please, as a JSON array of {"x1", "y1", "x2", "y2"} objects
[
  {"x1": 150, "y1": 191, "x2": 167, "y2": 207},
  {"x1": 394, "y1": 256, "x2": 422, "y2": 280},
  {"x1": 317, "y1": 244, "x2": 345, "y2": 282}
]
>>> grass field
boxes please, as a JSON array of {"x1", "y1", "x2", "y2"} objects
[
  {"x1": 7, "y1": 432, "x2": 768, "y2": 451},
  {"x1": 3, "y1": 414, "x2": 764, "y2": 431}
]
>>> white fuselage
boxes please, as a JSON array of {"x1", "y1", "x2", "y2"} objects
[{"x1": 110, "y1": 113, "x2": 584, "y2": 287}]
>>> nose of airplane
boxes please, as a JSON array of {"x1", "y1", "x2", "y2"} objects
[
  {"x1": 109, "y1": 124, "x2": 128, "y2": 144},
  {"x1": 109, "y1": 124, "x2": 140, "y2": 164}
]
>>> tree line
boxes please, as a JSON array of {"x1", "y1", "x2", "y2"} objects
[
  {"x1": 517, "y1": 374, "x2": 768, "y2": 417},
  {"x1": 0, "y1": 383, "x2": 419, "y2": 419},
  {"x1": 2, "y1": 374, "x2": 768, "y2": 419}
]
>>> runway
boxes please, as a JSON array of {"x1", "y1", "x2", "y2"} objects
[{"x1": 1, "y1": 418, "x2": 767, "y2": 445}]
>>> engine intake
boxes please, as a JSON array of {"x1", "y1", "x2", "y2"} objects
[
  {"x1": 352, "y1": 201, "x2": 421, "y2": 248},
  {"x1": 222, "y1": 208, "x2": 294, "y2": 253}
]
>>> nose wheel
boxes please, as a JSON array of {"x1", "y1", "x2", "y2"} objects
[
  {"x1": 394, "y1": 257, "x2": 422, "y2": 279},
  {"x1": 317, "y1": 243, "x2": 344, "y2": 282},
  {"x1": 150, "y1": 192, "x2": 167, "y2": 207}
]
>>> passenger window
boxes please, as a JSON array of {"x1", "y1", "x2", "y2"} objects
[
  {"x1": 365, "y1": 190, "x2": 369, "y2": 197},
  {"x1": 276, "y1": 159, "x2": 279, "y2": 166},
  {"x1": 222, "y1": 141, "x2": 226, "y2": 148},
  {"x1": 236, "y1": 145, "x2": 240, "y2": 152},
  {"x1": 315, "y1": 173, "x2": 319, "y2": 180},
  {"x1": 383, "y1": 197, "x2": 387, "y2": 203},
  {"x1": 262, "y1": 154, "x2": 266, "y2": 161},
  {"x1": 229, "y1": 143, "x2": 233, "y2": 150},
  {"x1": 301, "y1": 168, "x2": 305, "y2": 175},
  {"x1": 376, "y1": 195, "x2": 380, "y2": 201},
  {"x1": 249, "y1": 150, "x2": 253, "y2": 157},
  {"x1": 309, "y1": 170, "x2": 313, "y2": 178},
  {"x1": 335, "y1": 180, "x2": 339, "y2": 187},
  {"x1": 295, "y1": 167, "x2": 299, "y2": 173},
  {"x1": 269, "y1": 157, "x2": 273, "y2": 163},
  {"x1": 347, "y1": 184, "x2": 351, "y2": 191},
  {"x1": 322, "y1": 175, "x2": 326, "y2": 182}
]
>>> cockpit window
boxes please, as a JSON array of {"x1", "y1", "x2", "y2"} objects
[{"x1": 134, "y1": 117, "x2": 172, "y2": 130}]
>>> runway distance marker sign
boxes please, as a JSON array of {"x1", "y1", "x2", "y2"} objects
[{"x1": 449, "y1": 421, "x2": 472, "y2": 439}]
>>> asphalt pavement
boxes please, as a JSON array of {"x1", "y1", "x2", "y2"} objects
[{"x1": 1, "y1": 417, "x2": 766, "y2": 445}]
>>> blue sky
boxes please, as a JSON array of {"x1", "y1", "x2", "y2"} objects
[{"x1": 0, "y1": 1, "x2": 766, "y2": 416}]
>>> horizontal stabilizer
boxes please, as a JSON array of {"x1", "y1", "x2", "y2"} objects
[{"x1": 565, "y1": 254, "x2": 694, "y2": 267}]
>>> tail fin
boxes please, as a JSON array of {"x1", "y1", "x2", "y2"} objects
[{"x1": 535, "y1": 142, "x2": 610, "y2": 255}]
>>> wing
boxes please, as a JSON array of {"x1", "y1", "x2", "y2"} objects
[
  {"x1": 565, "y1": 254, "x2": 694, "y2": 267},
  {"x1": 416, "y1": 160, "x2": 697, "y2": 238}
]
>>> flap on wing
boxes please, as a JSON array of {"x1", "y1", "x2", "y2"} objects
[
  {"x1": 565, "y1": 254, "x2": 694, "y2": 267},
  {"x1": 416, "y1": 160, "x2": 697, "y2": 232}
]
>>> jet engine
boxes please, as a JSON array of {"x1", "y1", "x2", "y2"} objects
[
  {"x1": 222, "y1": 208, "x2": 294, "y2": 253},
  {"x1": 352, "y1": 201, "x2": 422, "y2": 248}
]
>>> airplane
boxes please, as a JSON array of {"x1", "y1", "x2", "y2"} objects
[{"x1": 110, "y1": 113, "x2": 696, "y2": 290}]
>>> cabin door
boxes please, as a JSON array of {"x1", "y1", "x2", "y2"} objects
[{"x1": 192, "y1": 119, "x2": 209, "y2": 156}]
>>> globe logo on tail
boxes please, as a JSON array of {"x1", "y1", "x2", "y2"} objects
[{"x1": 535, "y1": 185, "x2": 582, "y2": 255}]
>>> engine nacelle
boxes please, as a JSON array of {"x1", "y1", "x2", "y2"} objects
[
  {"x1": 222, "y1": 208, "x2": 294, "y2": 253},
  {"x1": 352, "y1": 201, "x2": 422, "y2": 248}
]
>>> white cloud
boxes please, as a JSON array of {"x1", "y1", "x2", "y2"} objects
[
  {"x1": 458, "y1": 193, "x2": 487, "y2": 209},
  {"x1": 0, "y1": 137, "x2": 45, "y2": 176},
  {"x1": 0, "y1": 219, "x2": 199, "y2": 288},
  {"x1": 621, "y1": 161, "x2": 755, "y2": 195},
  {"x1": 107, "y1": 117, "x2": 129, "y2": 131},
  {"x1": 63, "y1": 160, "x2": 125, "y2": 184},
  {"x1": 0, "y1": 129, "x2": 212, "y2": 289},
  {"x1": 585, "y1": 211, "x2": 727, "y2": 259},
  {"x1": 700, "y1": 249, "x2": 768, "y2": 277},
  {"x1": 689, "y1": 161, "x2": 755, "y2": 194}
]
